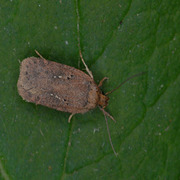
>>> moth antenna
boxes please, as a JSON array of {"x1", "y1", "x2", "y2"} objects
[
  {"x1": 105, "y1": 72, "x2": 146, "y2": 95},
  {"x1": 101, "y1": 109, "x2": 118, "y2": 156}
]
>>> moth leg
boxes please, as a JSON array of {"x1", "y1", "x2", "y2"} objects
[
  {"x1": 35, "y1": 50, "x2": 45, "y2": 60},
  {"x1": 104, "y1": 110, "x2": 116, "y2": 123},
  {"x1": 99, "y1": 106, "x2": 116, "y2": 123},
  {"x1": 68, "y1": 113, "x2": 75, "y2": 123},
  {"x1": 79, "y1": 50, "x2": 94, "y2": 79},
  {"x1": 98, "y1": 77, "x2": 109, "y2": 87}
]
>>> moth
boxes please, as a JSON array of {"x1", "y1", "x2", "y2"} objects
[{"x1": 17, "y1": 50, "x2": 144, "y2": 156}]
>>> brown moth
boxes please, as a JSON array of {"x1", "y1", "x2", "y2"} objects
[{"x1": 17, "y1": 50, "x2": 144, "y2": 156}]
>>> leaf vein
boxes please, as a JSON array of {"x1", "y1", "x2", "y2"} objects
[{"x1": 0, "y1": 159, "x2": 10, "y2": 180}]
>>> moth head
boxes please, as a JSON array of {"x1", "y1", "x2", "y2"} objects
[{"x1": 98, "y1": 93, "x2": 109, "y2": 108}]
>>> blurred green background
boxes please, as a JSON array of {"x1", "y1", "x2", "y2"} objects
[{"x1": 0, "y1": 0, "x2": 179, "y2": 179}]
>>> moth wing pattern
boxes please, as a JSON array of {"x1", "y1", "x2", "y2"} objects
[{"x1": 17, "y1": 57, "x2": 100, "y2": 114}]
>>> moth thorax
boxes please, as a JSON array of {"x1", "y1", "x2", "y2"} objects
[{"x1": 98, "y1": 94, "x2": 109, "y2": 108}]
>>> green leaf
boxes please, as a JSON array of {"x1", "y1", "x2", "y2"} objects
[{"x1": 0, "y1": 0, "x2": 179, "y2": 179}]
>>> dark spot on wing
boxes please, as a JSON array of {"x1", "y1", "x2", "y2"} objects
[
  {"x1": 28, "y1": 92, "x2": 32, "y2": 98},
  {"x1": 36, "y1": 96, "x2": 40, "y2": 101}
]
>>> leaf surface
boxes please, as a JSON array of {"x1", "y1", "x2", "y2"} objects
[{"x1": 0, "y1": 0, "x2": 179, "y2": 179}]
